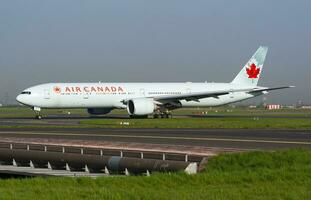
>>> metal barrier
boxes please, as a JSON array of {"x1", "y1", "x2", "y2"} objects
[{"x1": 0, "y1": 143, "x2": 201, "y2": 176}]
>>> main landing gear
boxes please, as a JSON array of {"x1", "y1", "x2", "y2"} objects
[
  {"x1": 33, "y1": 107, "x2": 42, "y2": 119},
  {"x1": 153, "y1": 111, "x2": 173, "y2": 119}
]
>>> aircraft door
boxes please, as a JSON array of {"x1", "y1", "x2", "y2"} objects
[
  {"x1": 140, "y1": 88, "x2": 145, "y2": 96},
  {"x1": 83, "y1": 92, "x2": 89, "y2": 99},
  {"x1": 44, "y1": 89, "x2": 50, "y2": 99},
  {"x1": 81, "y1": 92, "x2": 89, "y2": 107},
  {"x1": 229, "y1": 89, "x2": 234, "y2": 98}
]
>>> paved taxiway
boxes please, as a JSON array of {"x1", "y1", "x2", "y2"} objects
[{"x1": 0, "y1": 128, "x2": 310, "y2": 150}]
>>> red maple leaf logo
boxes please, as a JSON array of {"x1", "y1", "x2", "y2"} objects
[
  {"x1": 53, "y1": 86, "x2": 61, "y2": 93},
  {"x1": 246, "y1": 63, "x2": 260, "y2": 78}
]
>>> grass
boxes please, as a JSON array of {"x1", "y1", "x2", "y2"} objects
[
  {"x1": 0, "y1": 149, "x2": 310, "y2": 200},
  {"x1": 80, "y1": 118, "x2": 311, "y2": 129}
]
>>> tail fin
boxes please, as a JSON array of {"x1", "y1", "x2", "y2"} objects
[{"x1": 231, "y1": 46, "x2": 268, "y2": 86}]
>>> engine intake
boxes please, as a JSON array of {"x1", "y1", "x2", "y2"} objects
[{"x1": 127, "y1": 98, "x2": 155, "y2": 116}]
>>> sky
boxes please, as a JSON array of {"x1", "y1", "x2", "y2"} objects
[{"x1": 0, "y1": 0, "x2": 310, "y2": 105}]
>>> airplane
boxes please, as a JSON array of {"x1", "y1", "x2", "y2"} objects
[{"x1": 16, "y1": 46, "x2": 293, "y2": 119}]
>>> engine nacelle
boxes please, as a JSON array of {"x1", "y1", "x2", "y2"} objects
[
  {"x1": 87, "y1": 108, "x2": 113, "y2": 115},
  {"x1": 127, "y1": 98, "x2": 156, "y2": 116}
]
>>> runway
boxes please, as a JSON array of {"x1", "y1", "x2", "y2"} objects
[{"x1": 0, "y1": 128, "x2": 310, "y2": 150}]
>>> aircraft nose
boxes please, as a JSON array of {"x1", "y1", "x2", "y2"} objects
[{"x1": 16, "y1": 94, "x2": 25, "y2": 105}]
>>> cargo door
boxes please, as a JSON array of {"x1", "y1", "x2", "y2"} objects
[
  {"x1": 229, "y1": 89, "x2": 234, "y2": 98},
  {"x1": 83, "y1": 92, "x2": 89, "y2": 99}
]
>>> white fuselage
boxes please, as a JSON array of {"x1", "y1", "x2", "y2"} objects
[
  {"x1": 16, "y1": 82, "x2": 257, "y2": 109},
  {"x1": 15, "y1": 46, "x2": 292, "y2": 117}
]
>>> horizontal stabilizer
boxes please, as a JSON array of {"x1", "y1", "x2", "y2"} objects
[{"x1": 249, "y1": 86, "x2": 295, "y2": 94}]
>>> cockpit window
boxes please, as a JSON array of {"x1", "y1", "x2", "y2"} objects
[{"x1": 21, "y1": 91, "x2": 31, "y2": 95}]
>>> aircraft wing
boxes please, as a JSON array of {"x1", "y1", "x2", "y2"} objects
[
  {"x1": 120, "y1": 86, "x2": 293, "y2": 105},
  {"x1": 154, "y1": 86, "x2": 294, "y2": 103},
  {"x1": 153, "y1": 88, "x2": 252, "y2": 102}
]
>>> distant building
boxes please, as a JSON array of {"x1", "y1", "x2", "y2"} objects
[
  {"x1": 0, "y1": 103, "x2": 2, "y2": 107},
  {"x1": 301, "y1": 106, "x2": 311, "y2": 109},
  {"x1": 266, "y1": 104, "x2": 281, "y2": 110},
  {"x1": 283, "y1": 105, "x2": 295, "y2": 109}
]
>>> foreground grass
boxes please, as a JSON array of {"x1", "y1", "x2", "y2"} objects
[
  {"x1": 80, "y1": 118, "x2": 311, "y2": 129},
  {"x1": 0, "y1": 149, "x2": 310, "y2": 200}
]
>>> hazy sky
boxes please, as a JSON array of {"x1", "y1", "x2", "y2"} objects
[{"x1": 0, "y1": 0, "x2": 310, "y2": 105}]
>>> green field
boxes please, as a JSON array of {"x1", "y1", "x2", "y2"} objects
[{"x1": 0, "y1": 149, "x2": 310, "y2": 200}]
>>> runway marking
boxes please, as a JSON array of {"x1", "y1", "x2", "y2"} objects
[{"x1": 0, "y1": 131, "x2": 311, "y2": 145}]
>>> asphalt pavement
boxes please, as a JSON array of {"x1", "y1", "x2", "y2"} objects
[{"x1": 0, "y1": 128, "x2": 310, "y2": 150}]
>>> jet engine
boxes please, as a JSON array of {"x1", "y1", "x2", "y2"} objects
[
  {"x1": 127, "y1": 98, "x2": 156, "y2": 116},
  {"x1": 87, "y1": 108, "x2": 113, "y2": 115}
]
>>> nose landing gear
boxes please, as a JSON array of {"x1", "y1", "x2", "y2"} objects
[
  {"x1": 33, "y1": 107, "x2": 42, "y2": 119},
  {"x1": 35, "y1": 114, "x2": 42, "y2": 120}
]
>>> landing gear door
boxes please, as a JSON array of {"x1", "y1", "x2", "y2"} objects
[{"x1": 44, "y1": 89, "x2": 50, "y2": 99}]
